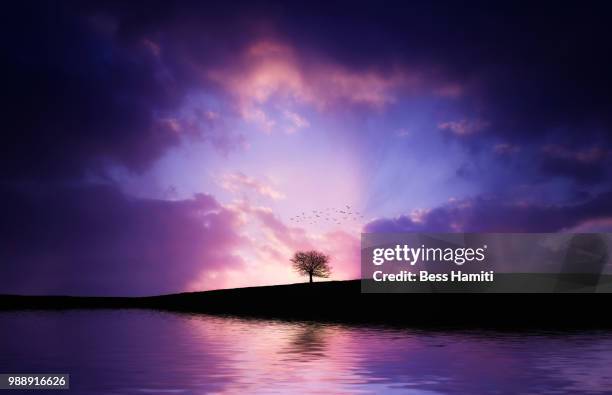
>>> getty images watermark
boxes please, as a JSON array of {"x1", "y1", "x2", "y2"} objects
[{"x1": 361, "y1": 233, "x2": 612, "y2": 293}]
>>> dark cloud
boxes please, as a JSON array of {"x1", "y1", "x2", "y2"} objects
[
  {"x1": 5, "y1": 1, "x2": 612, "y2": 182},
  {"x1": 365, "y1": 190, "x2": 612, "y2": 233},
  {"x1": 260, "y1": 1, "x2": 612, "y2": 187},
  {"x1": 4, "y1": 4, "x2": 170, "y2": 180},
  {"x1": 539, "y1": 154, "x2": 609, "y2": 185},
  {"x1": 2, "y1": 1, "x2": 252, "y2": 182},
  {"x1": 0, "y1": 184, "x2": 244, "y2": 296},
  {"x1": 269, "y1": 2, "x2": 612, "y2": 128}
]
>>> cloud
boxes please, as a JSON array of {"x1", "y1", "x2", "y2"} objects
[
  {"x1": 162, "y1": 104, "x2": 248, "y2": 155},
  {"x1": 433, "y1": 83, "x2": 464, "y2": 98},
  {"x1": 0, "y1": 181, "x2": 359, "y2": 296},
  {"x1": 283, "y1": 110, "x2": 310, "y2": 134},
  {"x1": 365, "y1": 189, "x2": 612, "y2": 233},
  {"x1": 542, "y1": 145, "x2": 609, "y2": 164},
  {"x1": 48, "y1": 1, "x2": 612, "y2": 147},
  {"x1": 187, "y1": 200, "x2": 360, "y2": 290},
  {"x1": 3, "y1": 6, "x2": 183, "y2": 181},
  {"x1": 0, "y1": 184, "x2": 245, "y2": 296},
  {"x1": 539, "y1": 145, "x2": 610, "y2": 185},
  {"x1": 210, "y1": 40, "x2": 408, "y2": 109},
  {"x1": 3, "y1": 2, "x2": 266, "y2": 183},
  {"x1": 207, "y1": 40, "x2": 418, "y2": 133},
  {"x1": 438, "y1": 119, "x2": 490, "y2": 136},
  {"x1": 220, "y1": 172, "x2": 285, "y2": 200}
]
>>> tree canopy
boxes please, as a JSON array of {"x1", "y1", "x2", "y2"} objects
[{"x1": 291, "y1": 250, "x2": 331, "y2": 283}]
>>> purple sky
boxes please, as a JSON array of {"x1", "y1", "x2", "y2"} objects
[{"x1": 2, "y1": 1, "x2": 612, "y2": 295}]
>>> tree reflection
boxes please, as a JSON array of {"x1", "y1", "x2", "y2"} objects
[{"x1": 281, "y1": 323, "x2": 329, "y2": 361}]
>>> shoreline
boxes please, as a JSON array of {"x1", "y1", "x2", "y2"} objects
[{"x1": 2, "y1": 278, "x2": 612, "y2": 330}]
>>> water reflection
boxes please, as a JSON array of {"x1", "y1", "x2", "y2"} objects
[
  {"x1": 0, "y1": 310, "x2": 611, "y2": 394},
  {"x1": 282, "y1": 323, "x2": 328, "y2": 361}
]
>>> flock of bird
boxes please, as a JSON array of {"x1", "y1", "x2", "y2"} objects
[{"x1": 289, "y1": 205, "x2": 364, "y2": 225}]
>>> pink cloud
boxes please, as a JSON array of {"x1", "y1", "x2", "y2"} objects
[
  {"x1": 1, "y1": 186, "x2": 248, "y2": 296},
  {"x1": 189, "y1": 200, "x2": 360, "y2": 290},
  {"x1": 438, "y1": 118, "x2": 490, "y2": 136},
  {"x1": 283, "y1": 110, "x2": 310, "y2": 134},
  {"x1": 245, "y1": 203, "x2": 361, "y2": 281},
  {"x1": 220, "y1": 172, "x2": 285, "y2": 200},
  {"x1": 208, "y1": 40, "x2": 417, "y2": 132},
  {"x1": 542, "y1": 144, "x2": 608, "y2": 163},
  {"x1": 154, "y1": 101, "x2": 248, "y2": 154},
  {"x1": 434, "y1": 83, "x2": 464, "y2": 98}
]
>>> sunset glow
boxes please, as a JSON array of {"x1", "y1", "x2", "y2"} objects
[{"x1": 3, "y1": 1, "x2": 612, "y2": 296}]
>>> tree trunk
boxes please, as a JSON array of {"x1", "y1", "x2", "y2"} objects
[{"x1": 309, "y1": 272, "x2": 313, "y2": 283}]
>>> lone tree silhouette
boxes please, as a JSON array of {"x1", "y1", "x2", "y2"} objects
[{"x1": 291, "y1": 250, "x2": 331, "y2": 283}]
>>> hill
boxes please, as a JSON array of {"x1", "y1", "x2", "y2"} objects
[{"x1": 2, "y1": 278, "x2": 612, "y2": 329}]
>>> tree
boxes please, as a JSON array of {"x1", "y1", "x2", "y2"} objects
[{"x1": 291, "y1": 250, "x2": 331, "y2": 283}]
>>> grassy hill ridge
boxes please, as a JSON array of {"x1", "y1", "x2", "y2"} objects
[{"x1": 2, "y1": 278, "x2": 612, "y2": 329}]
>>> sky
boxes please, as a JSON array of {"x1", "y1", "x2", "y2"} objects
[{"x1": 2, "y1": 1, "x2": 612, "y2": 295}]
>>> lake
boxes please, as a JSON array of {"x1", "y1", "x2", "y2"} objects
[{"x1": 1, "y1": 310, "x2": 611, "y2": 394}]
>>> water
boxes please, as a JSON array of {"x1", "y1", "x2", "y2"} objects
[{"x1": 1, "y1": 310, "x2": 612, "y2": 394}]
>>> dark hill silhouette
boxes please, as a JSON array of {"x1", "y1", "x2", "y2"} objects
[{"x1": 2, "y1": 278, "x2": 612, "y2": 329}]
